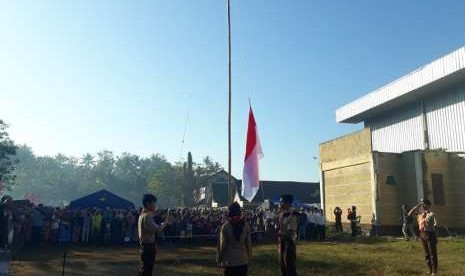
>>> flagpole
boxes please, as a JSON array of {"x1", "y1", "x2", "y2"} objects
[{"x1": 227, "y1": 0, "x2": 233, "y2": 205}]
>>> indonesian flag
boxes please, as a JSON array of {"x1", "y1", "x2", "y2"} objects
[{"x1": 242, "y1": 106, "x2": 263, "y2": 202}]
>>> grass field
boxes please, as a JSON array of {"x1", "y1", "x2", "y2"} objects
[{"x1": 10, "y1": 237, "x2": 465, "y2": 276}]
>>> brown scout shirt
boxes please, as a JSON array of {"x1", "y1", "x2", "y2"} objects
[
  {"x1": 278, "y1": 209, "x2": 298, "y2": 243},
  {"x1": 217, "y1": 221, "x2": 252, "y2": 267},
  {"x1": 138, "y1": 210, "x2": 163, "y2": 244}
]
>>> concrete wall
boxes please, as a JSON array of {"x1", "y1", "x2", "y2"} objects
[
  {"x1": 375, "y1": 150, "x2": 465, "y2": 232},
  {"x1": 320, "y1": 128, "x2": 372, "y2": 163},
  {"x1": 321, "y1": 127, "x2": 465, "y2": 233},
  {"x1": 320, "y1": 128, "x2": 374, "y2": 226},
  {"x1": 375, "y1": 152, "x2": 419, "y2": 230},
  {"x1": 447, "y1": 153, "x2": 465, "y2": 230},
  {"x1": 423, "y1": 150, "x2": 449, "y2": 227},
  {"x1": 423, "y1": 151, "x2": 465, "y2": 230},
  {"x1": 323, "y1": 163, "x2": 374, "y2": 226}
]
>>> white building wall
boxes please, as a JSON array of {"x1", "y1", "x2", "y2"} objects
[
  {"x1": 367, "y1": 88, "x2": 465, "y2": 153},
  {"x1": 425, "y1": 88, "x2": 465, "y2": 152},
  {"x1": 367, "y1": 103, "x2": 425, "y2": 153}
]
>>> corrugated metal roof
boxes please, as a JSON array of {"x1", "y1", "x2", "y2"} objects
[{"x1": 337, "y1": 47, "x2": 465, "y2": 124}]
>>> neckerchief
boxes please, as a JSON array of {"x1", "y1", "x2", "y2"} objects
[{"x1": 230, "y1": 215, "x2": 242, "y2": 224}]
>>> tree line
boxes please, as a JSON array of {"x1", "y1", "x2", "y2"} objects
[{"x1": 0, "y1": 120, "x2": 223, "y2": 207}]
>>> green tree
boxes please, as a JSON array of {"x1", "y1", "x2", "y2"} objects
[
  {"x1": 194, "y1": 156, "x2": 222, "y2": 188},
  {"x1": 11, "y1": 144, "x2": 222, "y2": 207},
  {"x1": 0, "y1": 120, "x2": 17, "y2": 192},
  {"x1": 94, "y1": 150, "x2": 115, "y2": 190},
  {"x1": 114, "y1": 152, "x2": 144, "y2": 203},
  {"x1": 80, "y1": 153, "x2": 95, "y2": 170},
  {"x1": 147, "y1": 159, "x2": 180, "y2": 207},
  {"x1": 182, "y1": 152, "x2": 195, "y2": 206},
  {"x1": 77, "y1": 153, "x2": 97, "y2": 194},
  {"x1": 192, "y1": 156, "x2": 223, "y2": 205},
  {"x1": 12, "y1": 145, "x2": 37, "y2": 199}
]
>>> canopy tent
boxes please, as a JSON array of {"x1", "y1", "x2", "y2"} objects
[{"x1": 69, "y1": 189, "x2": 135, "y2": 210}]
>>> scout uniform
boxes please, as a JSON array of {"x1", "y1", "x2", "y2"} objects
[
  {"x1": 418, "y1": 210, "x2": 438, "y2": 275},
  {"x1": 278, "y1": 208, "x2": 298, "y2": 276},
  {"x1": 347, "y1": 207, "x2": 358, "y2": 237},
  {"x1": 333, "y1": 208, "x2": 343, "y2": 232},
  {"x1": 138, "y1": 210, "x2": 163, "y2": 276}
]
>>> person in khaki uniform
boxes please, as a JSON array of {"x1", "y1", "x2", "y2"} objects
[
  {"x1": 277, "y1": 194, "x2": 298, "y2": 276},
  {"x1": 217, "y1": 202, "x2": 252, "y2": 276},
  {"x1": 408, "y1": 199, "x2": 438, "y2": 276},
  {"x1": 138, "y1": 194, "x2": 168, "y2": 276}
]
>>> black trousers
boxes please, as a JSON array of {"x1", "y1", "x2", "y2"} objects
[
  {"x1": 32, "y1": 226, "x2": 42, "y2": 245},
  {"x1": 335, "y1": 220, "x2": 342, "y2": 232},
  {"x1": 224, "y1": 265, "x2": 248, "y2": 276},
  {"x1": 318, "y1": 225, "x2": 326, "y2": 240},
  {"x1": 309, "y1": 223, "x2": 316, "y2": 240},
  {"x1": 420, "y1": 231, "x2": 438, "y2": 274},
  {"x1": 350, "y1": 221, "x2": 357, "y2": 237},
  {"x1": 138, "y1": 243, "x2": 156, "y2": 276},
  {"x1": 280, "y1": 241, "x2": 297, "y2": 276}
]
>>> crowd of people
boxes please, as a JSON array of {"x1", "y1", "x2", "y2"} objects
[
  {"x1": 151, "y1": 208, "x2": 267, "y2": 243},
  {"x1": 295, "y1": 208, "x2": 327, "y2": 241},
  {"x1": 1, "y1": 195, "x2": 329, "y2": 250},
  {"x1": 0, "y1": 197, "x2": 281, "y2": 249},
  {"x1": 2, "y1": 199, "x2": 141, "y2": 247},
  {"x1": 258, "y1": 207, "x2": 327, "y2": 243},
  {"x1": 3, "y1": 193, "x2": 440, "y2": 276}
]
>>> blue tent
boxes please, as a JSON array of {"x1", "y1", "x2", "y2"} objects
[{"x1": 69, "y1": 189, "x2": 135, "y2": 210}]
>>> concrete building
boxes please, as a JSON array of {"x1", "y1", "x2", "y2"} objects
[{"x1": 320, "y1": 47, "x2": 465, "y2": 234}]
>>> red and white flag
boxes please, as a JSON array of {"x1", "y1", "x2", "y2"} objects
[{"x1": 242, "y1": 106, "x2": 263, "y2": 202}]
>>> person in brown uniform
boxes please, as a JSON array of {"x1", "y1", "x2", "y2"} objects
[
  {"x1": 408, "y1": 199, "x2": 438, "y2": 276},
  {"x1": 217, "y1": 202, "x2": 252, "y2": 276},
  {"x1": 138, "y1": 194, "x2": 168, "y2": 276},
  {"x1": 277, "y1": 194, "x2": 298, "y2": 276},
  {"x1": 333, "y1": 207, "x2": 343, "y2": 232}
]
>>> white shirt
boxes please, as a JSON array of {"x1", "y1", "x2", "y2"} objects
[
  {"x1": 316, "y1": 214, "x2": 326, "y2": 226},
  {"x1": 313, "y1": 213, "x2": 321, "y2": 224},
  {"x1": 307, "y1": 212, "x2": 316, "y2": 224},
  {"x1": 265, "y1": 211, "x2": 275, "y2": 220}
]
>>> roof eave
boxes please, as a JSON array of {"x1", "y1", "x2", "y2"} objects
[
  {"x1": 337, "y1": 66, "x2": 465, "y2": 124},
  {"x1": 336, "y1": 47, "x2": 465, "y2": 124}
]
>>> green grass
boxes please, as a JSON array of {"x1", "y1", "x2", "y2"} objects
[{"x1": 10, "y1": 237, "x2": 465, "y2": 275}]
